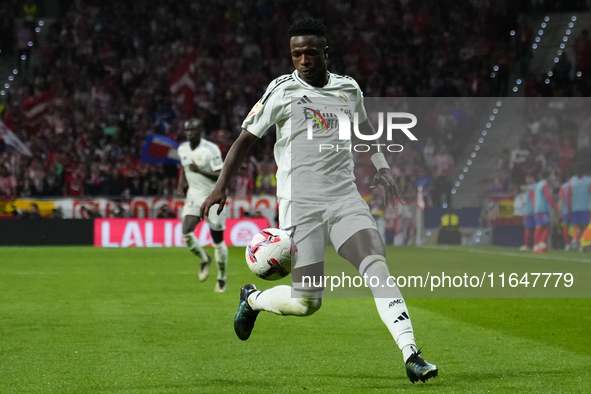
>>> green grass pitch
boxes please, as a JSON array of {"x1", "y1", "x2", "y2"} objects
[{"x1": 1, "y1": 246, "x2": 590, "y2": 393}]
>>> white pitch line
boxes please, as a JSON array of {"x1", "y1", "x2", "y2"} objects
[{"x1": 423, "y1": 245, "x2": 591, "y2": 264}]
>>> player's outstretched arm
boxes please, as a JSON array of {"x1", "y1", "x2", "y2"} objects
[
  {"x1": 200, "y1": 129, "x2": 259, "y2": 219},
  {"x1": 356, "y1": 120, "x2": 405, "y2": 206},
  {"x1": 188, "y1": 163, "x2": 220, "y2": 182},
  {"x1": 177, "y1": 167, "x2": 186, "y2": 197}
]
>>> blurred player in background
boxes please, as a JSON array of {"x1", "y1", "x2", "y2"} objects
[
  {"x1": 557, "y1": 178, "x2": 572, "y2": 251},
  {"x1": 177, "y1": 119, "x2": 228, "y2": 292},
  {"x1": 201, "y1": 17, "x2": 438, "y2": 383},
  {"x1": 533, "y1": 171, "x2": 558, "y2": 253},
  {"x1": 520, "y1": 175, "x2": 536, "y2": 251},
  {"x1": 568, "y1": 163, "x2": 591, "y2": 251}
]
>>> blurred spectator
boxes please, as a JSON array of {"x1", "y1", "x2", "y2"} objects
[
  {"x1": 64, "y1": 167, "x2": 85, "y2": 197},
  {"x1": 355, "y1": 162, "x2": 374, "y2": 196},
  {"x1": 89, "y1": 205, "x2": 102, "y2": 218},
  {"x1": 432, "y1": 146, "x2": 454, "y2": 207},
  {"x1": 366, "y1": 187, "x2": 386, "y2": 244},
  {"x1": 110, "y1": 204, "x2": 128, "y2": 218},
  {"x1": 438, "y1": 205, "x2": 461, "y2": 245},
  {"x1": 81, "y1": 205, "x2": 102, "y2": 219},
  {"x1": 26, "y1": 203, "x2": 42, "y2": 219},
  {"x1": 255, "y1": 162, "x2": 277, "y2": 195},
  {"x1": 230, "y1": 166, "x2": 254, "y2": 198},
  {"x1": 558, "y1": 138, "x2": 576, "y2": 179},
  {"x1": 492, "y1": 170, "x2": 510, "y2": 195},
  {"x1": 161, "y1": 164, "x2": 178, "y2": 197},
  {"x1": 49, "y1": 206, "x2": 64, "y2": 219},
  {"x1": 27, "y1": 159, "x2": 46, "y2": 191},
  {"x1": 19, "y1": 173, "x2": 36, "y2": 197},
  {"x1": 0, "y1": 165, "x2": 16, "y2": 198},
  {"x1": 514, "y1": 19, "x2": 534, "y2": 76},
  {"x1": 384, "y1": 203, "x2": 397, "y2": 245},
  {"x1": 15, "y1": 22, "x2": 33, "y2": 72},
  {"x1": 552, "y1": 52, "x2": 573, "y2": 88},
  {"x1": 102, "y1": 168, "x2": 126, "y2": 197},
  {"x1": 497, "y1": 149, "x2": 511, "y2": 172},
  {"x1": 510, "y1": 139, "x2": 530, "y2": 184},
  {"x1": 422, "y1": 137, "x2": 436, "y2": 172},
  {"x1": 413, "y1": 166, "x2": 433, "y2": 206},
  {"x1": 44, "y1": 160, "x2": 64, "y2": 196},
  {"x1": 494, "y1": 46, "x2": 512, "y2": 96},
  {"x1": 574, "y1": 30, "x2": 591, "y2": 78},
  {"x1": 86, "y1": 163, "x2": 105, "y2": 196},
  {"x1": 156, "y1": 204, "x2": 176, "y2": 218},
  {"x1": 126, "y1": 169, "x2": 144, "y2": 197},
  {"x1": 0, "y1": 3, "x2": 15, "y2": 57},
  {"x1": 143, "y1": 165, "x2": 163, "y2": 196},
  {"x1": 22, "y1": 1, "x2": 38, "y2": 34}
]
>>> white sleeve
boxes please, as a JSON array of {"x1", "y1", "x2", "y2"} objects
[
  {"x1": 241, "y1": 84, "x2": 286, "y2": 138},
  {"x1": 354, "y1": 83, "x2": 368, "y2": 123},
  {"x1": 208, "y1": 144, "x2": 224, "y2": 172}
]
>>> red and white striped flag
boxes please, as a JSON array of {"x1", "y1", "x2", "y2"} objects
[
  {"x1": 0, "y1": 119, "x2": 32, "y2": 156},
  {"x1": 21, "y1": 89, "x2": 56, "y2": 125},
  {"x1": 169, "y1": 52, "x2": 196, "y2": 116}
]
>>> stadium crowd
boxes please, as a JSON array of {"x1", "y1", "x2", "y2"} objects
[
  {"x1": 492, "y1": 97, "x2": 591, "y2": 196},
  {"x1": 0, "y1": 0, "x2": 584, "y2": 207}
]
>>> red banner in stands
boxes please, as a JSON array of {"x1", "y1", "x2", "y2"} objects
[{"x1": 94, "y1": 218, "x2": 269, "y2": 247}]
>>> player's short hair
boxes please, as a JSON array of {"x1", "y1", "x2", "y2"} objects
[
  {"x1": 184, "y1": 118, "x2": 203, "y2": 131},
  {"x1": 288, "y1": 17, "x2": 327, "y2": 39}
]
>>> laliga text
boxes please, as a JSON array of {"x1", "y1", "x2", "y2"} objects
[{"x1": 302, "y1": 272, "x2": 574, "y2": 292}]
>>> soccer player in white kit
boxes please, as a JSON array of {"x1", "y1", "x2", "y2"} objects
[
  {"x1": 200, "y1": 18, "x2": 438, "y2": 383},
  {"x1": 178, "y1": 119, "x2": 228, "y2": 293}
]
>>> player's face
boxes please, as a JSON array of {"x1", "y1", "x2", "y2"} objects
[
  {"x1": 290, "y1": 35, "x2": 328, "y2": 87},
  {"x1": 184, "y1": 127, "x2": 201, "y2": 143}
]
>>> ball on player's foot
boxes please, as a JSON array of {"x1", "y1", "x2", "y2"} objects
[{"x1": 245, "y1": 228, "x2": 297, "y2": 280}]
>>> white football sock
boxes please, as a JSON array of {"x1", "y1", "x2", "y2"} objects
[
  {"x1": 248, "y1": 285, "x2": 322, "y2": 316},
  {"x1": 213, "y1": 241, "x2": 228, "y2": 280},
  {"x1": 183, "y1": 232, "x2": 208, "y2": 261},
  {"x1": 359, "y1": 255, "x2": 417, "y2": 362}
]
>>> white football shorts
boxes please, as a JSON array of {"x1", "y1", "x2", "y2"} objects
[
  {"x1": 182, "y1": 195, "x2": 226, "y2": 231},
  {"x1": 278, "y1": 193, "x2": 378, "y2": 268}
]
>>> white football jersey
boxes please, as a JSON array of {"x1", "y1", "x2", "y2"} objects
[
  {"x1": 242, "y1": 70, "x2": 367, "y2": 202},
  {"x1": 178, "y1": 139, "x2": 224, "y2": 198}
]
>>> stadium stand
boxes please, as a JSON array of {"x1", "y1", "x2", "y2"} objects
[{"x1": 0, "y1": 0, "x2": 587, "y2": 210}]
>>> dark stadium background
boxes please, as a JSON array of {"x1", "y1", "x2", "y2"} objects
[{"x1": 0, "y1": 0, "x2": 590, "y2": 243}]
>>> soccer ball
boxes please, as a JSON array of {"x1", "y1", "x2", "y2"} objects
[{"x1": 245, "y1": 228, "x2": 298, "y2": 280}]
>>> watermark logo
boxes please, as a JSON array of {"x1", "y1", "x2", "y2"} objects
[
  {"x1": 302, "y1": 108, "x2": 418, "y2": 152},
  {"x1": 303, "y1": 107, "x2": 330, "y2": 132}
]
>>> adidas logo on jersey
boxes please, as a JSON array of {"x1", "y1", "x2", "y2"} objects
[
  {"x1": 296, "y1": 96, "x2": 312, "y2": 105},
  {"x1": 393, "y1": 311, "x2": 409, "y2": 323}
]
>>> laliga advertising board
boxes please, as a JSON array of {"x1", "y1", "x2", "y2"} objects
[{"x1": 94, "y1": 218, "x2": 269, "y2": 247}]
